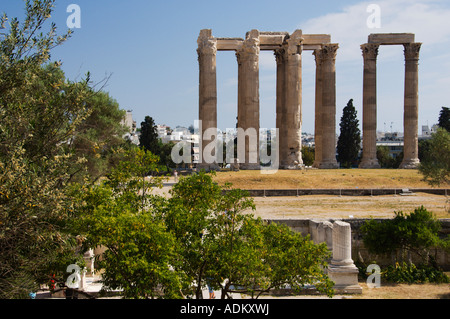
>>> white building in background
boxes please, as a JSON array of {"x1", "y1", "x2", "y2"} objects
[
  {"x1": 121, "y1": 110, "x2": 139, "y2": 145},
  {"x1": 421, "y1": 124, "x2": 439, "y2": 138},
  {"x1": 121, "y1": 110, "x2": 136, "y2": 134}
]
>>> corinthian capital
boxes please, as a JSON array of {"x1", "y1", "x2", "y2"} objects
[
  {"x1": 361, "y1": 43, "x2": 379, "y2": 60},
  {"x1": 404, "y1": 42, "x2": 422, "y2": 61},
  {"x1": 236, "y1": 30, "x2": 260, "y2": 64},
  {"x1": 321, "y1": 44, "x2": 339, "y2": 61},
  {"x1": 274, "y1": 48, "x2": 285, "y2": 64},
  {"x1": 313, "y1": 48, "x2": 324, "y2": 65},
  {"x1": 197, "y1": 29, "x2": 217, "y2": 56}
]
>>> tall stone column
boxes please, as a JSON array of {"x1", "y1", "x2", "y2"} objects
[
  {"x1": 400, "y1": 43, "x2": 421, "y2": 169},
  {"x1": 275, "y1": 48, "x2": 287, "y2": 168},
  {"x1": 318, "y1": 44, "x2": 339, "y2": 169},
  {"x1": 197, "y1": 29, "x2": 218, "y2": 170},
  {"x1": 313, "y1": 49, "x2": 323, "y2": 168},
  {"x1": 236, "y1": 30, "x2": 260, "y2": 170},
  {"x1": 359, "y1": 43, "x2": 381, "y2": 169},
  {"x1": 281, "y1": 31, "x2": 303, "y2": 169}
]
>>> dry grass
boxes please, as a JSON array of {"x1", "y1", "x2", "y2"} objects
[
  {"x1": 209, "y1": 169, "x2": 449, "y2": 219},
  {"x1": 213, "y1": 169, "x2": 446, "y2": 190},
  {"x1": 350, "y1": 281, "x2": 450, "y2": 299}
]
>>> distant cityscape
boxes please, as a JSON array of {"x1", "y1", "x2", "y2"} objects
[{"x1": 121, "y1": 110, "x2": 439, "y2": 164}]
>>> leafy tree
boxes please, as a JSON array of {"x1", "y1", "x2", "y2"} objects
[
  {"x1": 438, "y1": 106, "x2": 450, "y2": 132},
  {"x1": 162, "y1": 172, "x2": 334, "y2": 299},
  {"x1": 418, "y1": 139, "x2": 432, "y2": 162},
  {"x1": 69, "y1": 89, "x2": 128, "y2": 182},
  {"x1": 418, "y1": 128, "x2": 450, "y2": 186},
  {"x1": 0, "y1": 0, "x2": 129, "y2": 298},
  {"x1": 0, "y1": 0, "x2": 93, "y2": 298},
  {"x1": 360, "y1": 207, "x2": 448, "y2": 265},
  {"x1": 71, "y1": 148, "x2": 182, "y2": 299},
  {"x1": 301, "y1": 146, "x2": 315, "y2": 167},
  {"x1": 376, "y1": 146, "x2": 403, "y2": 169},
  {"x1": 337, "y1": 99, "x2": 361, "y2": 168},
  {"x1": 255, "y1": 221, "x2": 334, "y2": 298},
  {"x1": 162, "y1": 171, "x2": 235, "y2": 298}
]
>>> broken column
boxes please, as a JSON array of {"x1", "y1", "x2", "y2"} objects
[{"x1": 327, "y1": 221, "x2": 362, "y2": 294}]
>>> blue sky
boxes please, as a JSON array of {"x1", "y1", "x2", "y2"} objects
[{"x1": 3, "y1": 0, "x2": 450, "y2": 134}]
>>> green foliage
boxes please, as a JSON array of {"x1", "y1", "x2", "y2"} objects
[
  {"x1": 0, "y1": 0, "x2": 90, "y2": 298},
  {"x1": 301, "y1": 146, "x2": 315, "y2": 167},
  {"x1": 383, "y1": 262, "x2": 449, "y2": 284},
  {"x1": 337, "y1": 99, "x2": 361, "y2": 168},
  {"x1": 71, "y1": 148, "x2": 181, "y2": 299},
  {"x1": 361, "y1": 207, "x2": 446, "y2": 263},
  {"x1": 376, "y1": 146, "x2": 403, "y2": 168},
  {"x1": 139, "y1": 116, "x2": 175, "y2": 171},
  {"x1": 0, "y1": 1, "x2": 130, "y2": 298},
  {"x1": 360, "y1": 207, "x2": 450, "y2": 284},
  {"x1": 418, "y1": 128, "x2": 450, "y2": 186},
  {"x1": 438, "y1": 106, "x2": 450, "y2": 132},
  {"x1": 162, "y1": 171, "x2": 334, "y2": 299},
  {"x1": 69, "y1": 90, "x2": 128, "y2": 182},
  {"x1": 139, "y1": 116, "x2": 160, "y2": 156}
]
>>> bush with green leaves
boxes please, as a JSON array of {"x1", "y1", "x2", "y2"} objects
[{"x1": 360, "y1": 206, "x2": 450, "y2": 283}]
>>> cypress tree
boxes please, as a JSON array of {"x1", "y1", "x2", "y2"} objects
[
  {"x1": 438, "y1": 107, "x2": 450, "y2": 132},
  {"x1": 337, "y1": 99, "x2": 361, "y2": 168},
  {"x1": 139, "y1": 116, "x2": 160, "y2": 155}
]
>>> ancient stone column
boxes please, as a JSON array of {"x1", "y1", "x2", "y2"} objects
[
  {"x1": 236, "y1": 30, "x2": 260, "y2": 170},
  {"x1": 281, "y1": 31, "x2": 303, "y2": 169},
  {"x1": 330, "y1": 221, "x2": 354, "y2": 267},
  {"x1": 313, "y1": 49, "x2": 323, "y2": 168},
  {"x1": 318, "y1": 44, "x2": 339, "y2": 169},
  {"x1": 275, "y1": 48, "x2": 287, "y2": 168},
  {"x1": 197, "y1": 29, "x2": 218, "y2": 170},
  {"x1": 327, "y1": 221, "x2": 362, "y2": 294},
  {"x1": 400, "y1": 43, "x2": 422, "y2": 169},
  {"x1": 359, "y1": 43, "x2": 381, "y2": 169}
]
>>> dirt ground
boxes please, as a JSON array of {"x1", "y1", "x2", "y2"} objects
[
  {"x1": 248, "y1": 193, "x2": 449, "y2": 219},
  {"x1": 155, "y1": 177, "x2": 449, "y2": 219}
]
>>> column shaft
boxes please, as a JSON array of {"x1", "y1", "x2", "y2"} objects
[
  {"x1": 319, "y1": 44, "x2": 339, "y2": 169},
  {"x1": 236, "y1": 30, "x2": 260, "y2": 170},
  {"x1": 400, "y1": 43, "x2": 421, "y2": 169},
  {"x1": 360, "y1": 43, "x2": 380, "y2": 169},
  {"x1": 281, "y1": 32, "x2": 303, "y2": 169},
  {"x1": 275, "y1": 48, "x2": 287, "y2": 168},
  {"x1": 313, "y1": 49, "x2": 323, "y2": 168},
  {"x1": 197, "y1": 30, "x2": 218, "y2": 170}
]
